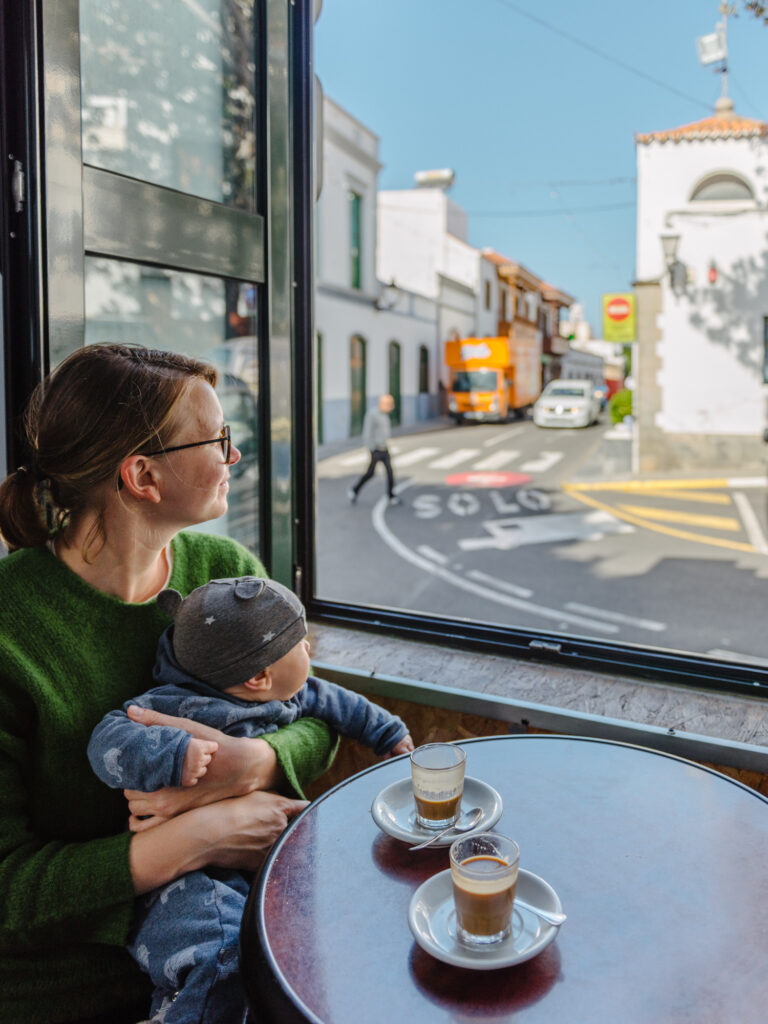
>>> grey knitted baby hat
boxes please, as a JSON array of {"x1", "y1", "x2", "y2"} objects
[{"x1": 157, "y1": 576, "x2": 307, "y2": 690}]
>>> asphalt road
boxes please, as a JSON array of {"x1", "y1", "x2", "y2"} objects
[{"x1": 316, "y1": 417, "x2": 768, "y2": 664}]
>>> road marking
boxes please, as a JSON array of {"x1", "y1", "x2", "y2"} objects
[
  {"x1": 371, "y1": 488, "x2": 619, "y2": 633},
  {"x1": 458, "y1": 509, "x2": 632, "y2": 551},
  {"x1": 732, "y1": 492, "x2": 768, "y2": 555},
  {"x1": 429, "y1": 448, "x2": 480, "y2": 469},
  {"x1": 617, "y1": 505, "x2": 741, "y2": 532},
  {"x1": 482, "y1": 426, "x2": 526, "y2": 446},
  {"x1": 338, "y1": 450, "x2": 368, "y2": 467},
  {"x1": 519, "y1": 451, "x2": 563, "y2": 473},
  {"x1": 706, "y1": 648, "x2": 768, "y2": 666},
  {"x1": 466, "y1": 569, "x2": 532, "y2": 598},
  {"x1": 393, "y1": 446, "x2": 441, "y2": 467},
  {"x1": 564, "y1": 602, "x2": 667, "y2": 632},
  {"x1": 630, "y1": 489, "x2": 732, "y2": 504},
  {"x1": 563, "y1": 485, "x2": 755, "y2": 553},
  {"x1": 417, "y1": 545, "x2": 450, "y2": 565},
  {"x1": 567, "y1": 476, "x2": 766, "y2": 493},
  {"x1": 473, "y1": 450, "x2": 520, "y2": 471}
]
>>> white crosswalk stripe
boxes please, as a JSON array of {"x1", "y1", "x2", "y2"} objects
[
  {"x1": 473, "y1": 450, "x2": 520, "y2": 471},
  {"x1": 338, "y1": 451, "x2": 368, "y2": 467},
  {"x1": 520, "y1": 451, "x2": 563, "y2": 473},
  {"x1": 428, "y1": 448, "x2": 480, "y2": 469},
  {"x1": 393, "y1": 446, "x2": 441, "y2": 467}
]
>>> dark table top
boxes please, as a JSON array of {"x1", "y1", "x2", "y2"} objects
[{"x1": 242, "y1": 735, "x2": 768, "y2": 1024}]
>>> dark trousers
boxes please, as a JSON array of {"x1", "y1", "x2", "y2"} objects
[{"x1": 352, "y1": 448, "x2": 395, "y2": 498}]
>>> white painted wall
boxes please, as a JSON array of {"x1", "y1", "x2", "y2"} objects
[
  {"x1": 315, "y1": 99, "x2": 441, "y2": 440},
  {"x1": 636, "y1": 125, "x2": 768, "y2": 437}
]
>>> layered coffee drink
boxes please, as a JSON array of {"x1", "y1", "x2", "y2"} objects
[
  {"x1": 450, "y1": 833, "x2": 520, "y2": 946},
  {"x1": 410, "y1": 743, "x2": 467, "y2": 829},
  {"x1": 413, "y1": 793, "x2": 461, "y2": 825},
  {"x1": 452, "y1": 856, "x2": 517, "y2": 940}
]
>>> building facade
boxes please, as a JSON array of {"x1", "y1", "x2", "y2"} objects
[
  {"x1": 315, "y1": 99, "x2": 439, "y2": 442},
  {"x1": 634, "y1": 97, "x2": 768, "y2": 470}
]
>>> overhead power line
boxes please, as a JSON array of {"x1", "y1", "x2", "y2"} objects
[
  {"x1": 468, "y1": 201, "x2": 636, "y2": 218},
  {"x1": 489, "y1": 0, "x2": 711, "y2": 113},
  {"x1": 507, "y1": 177, "x2": 637, "y2": 188}
]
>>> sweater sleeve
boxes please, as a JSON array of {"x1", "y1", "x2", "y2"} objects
[
  {"x1": 0, "y1": 698, "x2": 136, "y2": 950},
  {"x1": 261, "y1": 718, "x2": 340, "y2": 799},
  {"x1": 296, "y1": 677, "x2": 408, "y2": 756}
]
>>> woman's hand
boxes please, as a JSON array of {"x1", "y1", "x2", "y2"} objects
[
  {"x1": 124, "y1": 705, "x2": 281, "y2": 828},
  {"x1": 129, "y1": 789, "x2": 308, "y2": 893}
]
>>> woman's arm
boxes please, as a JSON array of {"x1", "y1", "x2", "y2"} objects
[
  {"x1": 122, "y1": 707, "x2": 338, "y2": 827},
  {"x1": 128, "y1": 790, "x2": 307, "y2": 895}
]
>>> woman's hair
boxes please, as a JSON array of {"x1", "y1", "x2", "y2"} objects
[{"x1": 0, "y1": 344, "x2": 217, "y2": 553}]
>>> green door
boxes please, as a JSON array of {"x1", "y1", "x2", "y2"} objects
[
  {"x1": 388, "y1": 340, "x2": 402, "y2": 426},
  {"x1": 350, "y1": 335, "x2": 367, "y2": 436}
]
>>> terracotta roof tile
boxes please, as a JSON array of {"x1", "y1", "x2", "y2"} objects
[
  {"x1": 481, "y1": 248, "x2": 514, "y2": 266},
  {"x1": 636, "y1": 110, "x2": 767, "y2": 144}
]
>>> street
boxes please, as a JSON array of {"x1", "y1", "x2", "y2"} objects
[{"x1": 316, "y1": 418, "x2": 768, "y2": 664}]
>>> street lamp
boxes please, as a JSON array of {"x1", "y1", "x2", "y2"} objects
[
  {"x1": 660, "y1": 234, "x2": 686, "y2": 295},
  {"x1": 375, "y1": 278, "x2": 398, "y2": 311}
]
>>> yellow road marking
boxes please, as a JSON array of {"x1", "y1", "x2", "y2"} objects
[
  {"x1": 631, "y1": 489, "x2": 731, "y2": 505},
  {"x1": 567, "y1": 478, "x2": 731, "y2": 493},
  {"x1": 618, "y1": 505, "x2": 741, "y2": 532},
  {"x1": 562, "y1": 485, "x2": 755, "y2": 553}
]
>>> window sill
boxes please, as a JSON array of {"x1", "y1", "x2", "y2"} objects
[{"x1": 308, "y1": 621, "x2": 768, "y2": 783}]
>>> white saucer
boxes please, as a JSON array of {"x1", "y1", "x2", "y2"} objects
[
  {"x1": 408, "y1": 867, "x2": 562, "y2": 970},
  {"x1": 370, "y1": 776, "x2": 503, "y2": 846}
]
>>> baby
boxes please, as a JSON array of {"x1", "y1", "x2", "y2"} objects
[{"x1": 88, "y1": 576, "x2": 413, "y2": 1024}]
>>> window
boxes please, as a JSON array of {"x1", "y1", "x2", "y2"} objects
[
  {"x1": 349, "y1": 191, "x2": 362, "y2": 289},
  {"x1": 690, "y1": 173, "x2": 754, "y2": 201},
  {"x1": 310, "y1": 0, "x2": 768, "y2": 696},
  {"x1": 418, "y1": 346, "x2": 429, "y2": 394},
  {"x1": 388, "y1": 341, "x2": 402, "y2": 426}
]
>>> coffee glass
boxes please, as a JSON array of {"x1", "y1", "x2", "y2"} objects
[
  {"x1": 450, "y1": 832, "x2": 520, "y2": 945},
  {"x1": 410, "y1": 743, "x2": 467, "y2": 829}
]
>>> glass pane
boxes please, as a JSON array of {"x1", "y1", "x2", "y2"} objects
[
  {"x1": 79, "y1": 0, "x2": 256, "y2": 210},
  {"x1": 84, "y1": 257, "x2": 260, "y2": 553},
  {"x1": 314, "y1": 3, "x2": 768, "y2": 672}
]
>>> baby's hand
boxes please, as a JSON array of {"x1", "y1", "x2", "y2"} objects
[
  {"x1": 386, "y1": 734, "x2": 415, "y2": 758},
  {"x1": 181, "y1": 737, "x2": 219, "y2": 787}
]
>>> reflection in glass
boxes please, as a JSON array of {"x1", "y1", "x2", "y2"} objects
[
  {"x1": 84, "y1": 258, "x2": 260, "y2": 554},
  {"x1": 79, "y1": 0, "x2": 256, "y2": 210}
]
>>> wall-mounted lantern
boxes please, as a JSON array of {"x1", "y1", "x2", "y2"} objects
[{"x1": 660, "y1": 234, "x2": 686, "y2": 295}]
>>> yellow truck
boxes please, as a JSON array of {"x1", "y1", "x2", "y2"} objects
[{"x1": 445, "y1": 335, "x2": 541, "y2": 423}]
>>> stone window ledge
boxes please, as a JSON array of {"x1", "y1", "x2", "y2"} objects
[{"x1": 308, "y1": 622, "x2": 768, "y2": 784}]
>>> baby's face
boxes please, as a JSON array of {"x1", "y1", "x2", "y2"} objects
[{"x1": 265, "y1": 637, "x2": 311, "y2": 700}]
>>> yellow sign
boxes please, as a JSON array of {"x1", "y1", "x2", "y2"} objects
[{"x1": 602, "y1": 293, "x2": 636, "y2": 342}]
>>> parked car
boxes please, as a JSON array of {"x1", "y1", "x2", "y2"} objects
[{"x1": 533, "y1": 378, "x2": 602, "y2": 429}]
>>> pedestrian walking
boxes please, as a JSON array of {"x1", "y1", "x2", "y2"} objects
[{"x1": 348, "y1": 394, "x2": 401, "y2": 505}]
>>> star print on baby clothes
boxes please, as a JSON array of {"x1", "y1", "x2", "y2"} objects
[
  {"x1": 262, "y1": 631, "x2": 276, "y2": 642},
  {"x1": 205, "y1": 616, "x2": 215, "y2": 625}
]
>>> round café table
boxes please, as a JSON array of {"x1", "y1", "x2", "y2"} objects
[{"x1": 241, "y1": 734, "x2": 768, "y2": 1023}]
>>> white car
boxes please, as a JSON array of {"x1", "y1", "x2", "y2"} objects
[{"x1": 533, "y1": 379, "x2": 602, "y2": 429}]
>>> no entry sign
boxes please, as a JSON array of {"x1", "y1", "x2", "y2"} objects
[{"x1": 602, "y1": 292, "x2": 636, "y2": 342}]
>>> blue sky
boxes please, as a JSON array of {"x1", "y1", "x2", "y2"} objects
[{"x1": 315, "y1": 0, "x2": 768, "y2": 332}]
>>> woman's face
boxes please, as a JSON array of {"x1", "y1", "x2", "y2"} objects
[{"x1": 154, "y1": 379, "x2": 242, "y2": 528}]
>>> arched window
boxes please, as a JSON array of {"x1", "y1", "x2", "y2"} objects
[
  {"x1": 690, "y1": 173, "x2": 754, "y2": 201},
  {"x1": 349, "y1": 335, "x2": 367, "y2": 436}
]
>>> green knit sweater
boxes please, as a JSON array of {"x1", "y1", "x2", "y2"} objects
[{"x1": 0, "y1": 532, "x2": 338, "y2": 1023}]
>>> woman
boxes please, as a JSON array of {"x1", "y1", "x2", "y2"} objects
[{"x1": 0, "y1": 344, "x2": 337, "y2": 1024}]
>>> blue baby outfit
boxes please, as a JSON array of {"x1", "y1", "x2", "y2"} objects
[{"x1": 88, "y1": 629, "x2": 407, "y2": 1024}]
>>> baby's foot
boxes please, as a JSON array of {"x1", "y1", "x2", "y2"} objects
[{"x1": 181, "y1": 737, "x2": 218, "y2": 786}]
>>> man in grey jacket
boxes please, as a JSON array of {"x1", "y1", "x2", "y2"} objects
[{"x1": 348, "y1": 393, "x2": 401, "y2": 505}]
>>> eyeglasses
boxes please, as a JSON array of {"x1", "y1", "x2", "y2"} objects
[{"x1": 142, "y1": 424, "x2": 232, "y2": 464}]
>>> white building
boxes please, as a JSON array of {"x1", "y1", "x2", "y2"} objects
[
  {"x1": 634, "y1": 96, "x2": 768, "y2": 470},
  {"x1": 314, "y1": 98, "x2": 439, "y2": 442},
  {"x1": 377, "y1": 186, "x2": 486, "y2": 392}
]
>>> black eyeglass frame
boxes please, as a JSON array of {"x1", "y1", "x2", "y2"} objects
[{"x1": 142, "y1": 424, "x2": 232, "y2": 463}]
